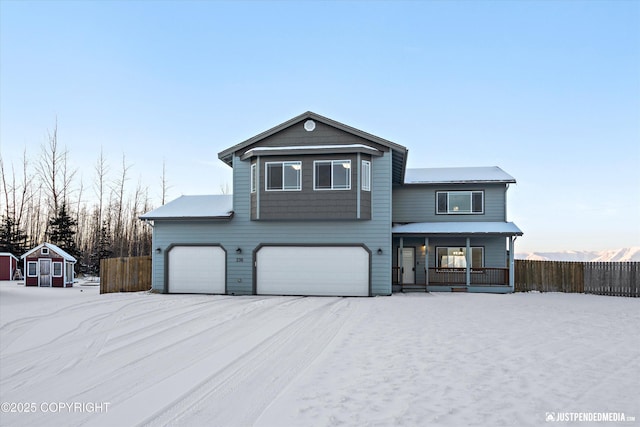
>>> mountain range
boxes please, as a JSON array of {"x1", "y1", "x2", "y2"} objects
[{"x1": 515, "y1": 247, "x2": 640, "y2": 262}]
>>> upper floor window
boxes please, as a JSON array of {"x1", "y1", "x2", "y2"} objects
[
  {"x1": 362, "y1": 160, "x2": 371, "y2": 191},
  {"x1": 314, "y1": 160, "x2": 351, "y2": 190},
  {"x1": 437, "y1": 191, "x2": 483, "y2": 214},
  {"x1": 266, "y1": 161, "x2": 301, "y2": 191},
  {"x1": 250, "y1": 164, "x2": 257, "y2": 193}
]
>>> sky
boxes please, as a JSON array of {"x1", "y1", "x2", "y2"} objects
[{"x1": 1, "y1": 0, "x2": 639, "y2": 253}]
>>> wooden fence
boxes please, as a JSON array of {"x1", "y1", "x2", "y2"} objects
[
  {"x1": 515, "y1": 260, "x2": 639, "y2": 297},
  {"x1": 100, "y1": 256, "x2": 152, "y2": 294}
]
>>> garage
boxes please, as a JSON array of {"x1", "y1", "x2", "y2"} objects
[
  {"x1": 256, "y1": 246, "x2": 370, "y2": 296},
  {"x1": 167, "y1": 245, "x2": 226, "y2": 294}
]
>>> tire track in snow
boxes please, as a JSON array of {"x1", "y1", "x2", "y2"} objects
[{"x1": 140, "y1": 297, "x2": 353, "y2": 427}]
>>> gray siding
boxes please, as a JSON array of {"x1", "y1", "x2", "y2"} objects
[
  {"x1": 150, "y1": 151, "x2": 393, "y2": 295},
  {"x1": 392, "y1": 183, "x2": 507, "y2": 223}
]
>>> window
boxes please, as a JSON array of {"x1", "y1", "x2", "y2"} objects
[
  {"x1": 27, "y1": 261, "x2": 37, "y2": 277},
  {"x1": 436, "y1": 191, "x2": 483, "y2": 214},
  {"x1": 66, "y1": 263, "x2": 74, "y2": 282},
  {"x1": 362, "y1": 160, "x2": 371, "y2": 191},
  {"x1": 436, "y1": 247, "x2": 484, "y2": 269},
  {"x1": 250, "y1": 163, "x2": 257, "y2": 193},
  {"x1": 53, "y1": 262, "x2": 63, "y2": 277},
  {"x1": 314, "y1": 160, "x2": 351, "y2": 190},
  {"x1": 41, "y1": 247, "x2": 49, "y2": 255},
  {"x1": 265, "y1": 161, "x2": 301, "y2": 191}
]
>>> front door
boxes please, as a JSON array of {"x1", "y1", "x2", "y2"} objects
[
  {"x1": 39, "y1": 259, "x2": 51, "y2": 287},
  {"x1": 398, "y1": 248, "x2": 415, "y2": 284}
]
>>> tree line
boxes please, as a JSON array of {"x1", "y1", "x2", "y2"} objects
[{"x1": 0, "y1": 122, "x2": 167, "y2": 275}]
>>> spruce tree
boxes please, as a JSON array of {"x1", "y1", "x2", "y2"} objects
[
  {"x1": 47, "y1": 202, "x2": 80, "y2": 260},
  {"x1": 0, "y1": 216, "x2": 28, "y2": 256}
]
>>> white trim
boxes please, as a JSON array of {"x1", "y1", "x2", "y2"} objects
[
  {"x1": 313, "y1": 160, "x2": 351, "y2": 191},
  {"x1": 362, "y1": 160, "x2": 371, "y2": 191},
  {"x1": 27, "y1": 261, "x2": 38, "y2": 277},
  {"x1": 53, "y1": 261, "x2": 63, "y2": 277},
  {"x1": 41, "y1": 247, "x2": 49, "y2": 255},
  {"x1": 265, "y1": 161, "x2": 302, "y2": 191}
]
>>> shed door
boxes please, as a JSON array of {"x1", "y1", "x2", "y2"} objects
[
  {"x1": 256, "y1": 246, "x2": 369, "y2": 296},
  {"x1": 167, "y1": 246, "x2": 226, "y2": 294},
  {"x1": 39, "y1": 259, "x2": 51, "y2": 287}
]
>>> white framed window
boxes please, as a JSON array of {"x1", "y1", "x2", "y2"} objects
[
  {"x1": 53, "y1": 262, "x2": 63, "y2": 277},
  {"x1": 436, "y1": 191, "x2": 483, "y2": 214},
  {"x1": 250, "y1": 163, "x2": 257, "y2": 193},
  {"x1": 41, "y1": 247, "x2": 49, "y2": 255},
  {"x1": 314, "y1": 160, "x2": 351, "y2": 190},
  {"x1": 362, "y1": 160, "x2": 371, "y2": 191},
  {"x1": 27, "y1": 261, "x2": 37, "y2": 277},
  {"x1": 66, "y1": 263, "x2": 74, "y2": 282},
  {"x1": 436, "y1": 247, "x2": 484, "y2": 269},
  {"x1": 265, "y1": 161, "x2": 302, "y2": 191}
]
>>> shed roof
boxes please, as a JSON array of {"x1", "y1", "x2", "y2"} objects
[
  {"x1": 392, "y1": 221, "x2": 523, "y2": 236},
  {"x1": 21, "y1": 243, "x2": 77, "y2": 262},
  {"x1": 139, "y1": 195, "x2": 234, "y2": 220},
  {"x1": 0, "y1": 252, "x2": 19, "y2": 261},
  {"x1": 404, "y1": 167, "x2": 516, "y2": 184}
]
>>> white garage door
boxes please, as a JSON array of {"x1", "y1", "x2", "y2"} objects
[
  {"x1": 256, "y1": 246, "x2": 369, "y2": 296},
  {"x1": 168, "y1": 246, "x2": 226, "y2": 294}
]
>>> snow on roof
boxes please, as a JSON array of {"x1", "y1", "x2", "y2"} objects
[
  {"x1": 139, "y1": 195, "x2": 234, "y2": 220},
  {"x1": 0, "y1": 252, "x2": 18, "y2": 260},
  {"x1": 404, "y1": 167, "x2": 516, "y2": 184},
  {"x1": 243, "y1": 144, "x2": 381, "y2": 156},
  {"x1": 21, "y1": 243, "x2": 77, "y2": 262},
  {"x1": 392, "y1": 221, "x2": 523, "y2": 236}
]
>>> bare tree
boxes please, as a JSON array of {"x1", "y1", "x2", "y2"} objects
[{"x1": 160, "y1": 159, "x2": 171, "y2": 205}]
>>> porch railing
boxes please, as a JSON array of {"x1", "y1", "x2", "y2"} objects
[{"x1": 392, "y1": 267, "x2": 509, "y2": 286}]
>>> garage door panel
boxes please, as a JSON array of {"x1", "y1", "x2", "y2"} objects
[
  {"x1": 257, "y1": 246, "x2": 369, "y2": 296},
  {"x1": 168, "y1": 246, "x2": 225, "y2": 294}
]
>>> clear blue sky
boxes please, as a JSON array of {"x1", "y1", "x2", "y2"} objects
[{"x1": 1, "y1": 0, "x2": 639, "y2": 253}]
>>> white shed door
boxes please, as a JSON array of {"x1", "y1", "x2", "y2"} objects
[
  {"x1": 168, "y1": 246, "x2": 226, "y2": 294},
  {"x1": 256, "y1": 246, "x2": 369, "y2": 296}
]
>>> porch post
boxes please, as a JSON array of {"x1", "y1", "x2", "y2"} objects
[
  {"x1": 465, "y1": 237, "x2": 471, "y2": 286},
  {"x1": 399, "y1": 237, "x2": 404, "y2": 285},
  {"x1": 424, "y1": 237, "x2": 429, "y2": 286},
  {"x1": 508, "y1": 236, "x2": 515, "y2": 290}
]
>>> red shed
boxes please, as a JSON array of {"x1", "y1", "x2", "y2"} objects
[
  {"x1": 21, "y1": 243, "x2": 77, "y2": 287},
  {"x1": 0, "y1": 253, "x2": 19, "y2": 280}
]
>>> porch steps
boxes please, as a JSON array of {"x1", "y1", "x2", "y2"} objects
[{"x1": 400, "y1": 285, "x2": 429, "y2": 293}]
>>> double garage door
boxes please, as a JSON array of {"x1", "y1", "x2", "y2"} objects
[
  {"x1": 167, "y1": 245, "x2": 370, "y2": 296},
  {"x1": 256, "y1": 246, "x2": 370, "y2": 297}
]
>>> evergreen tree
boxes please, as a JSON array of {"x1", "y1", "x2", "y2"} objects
[
  {"x1": 89, "y1": 224, "x2": 112, "y2": 274},
  {"x1": 47, "y1": 202, "x2": 80, "y2": 260},
  {"x1": 0, "y1": 216, "x2": 28, "y2": 256}
]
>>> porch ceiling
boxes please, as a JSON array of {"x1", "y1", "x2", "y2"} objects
[{"x1": 392, "y1": 221, "x2": 523, "y2": 236}]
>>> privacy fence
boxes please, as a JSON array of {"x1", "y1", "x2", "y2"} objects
[
  {"x1": 100, "y1": 256, "x2": 152, "y2": 294},
  {"x1": 515, "y1": 260, "x2": 639, "y2": 297}
]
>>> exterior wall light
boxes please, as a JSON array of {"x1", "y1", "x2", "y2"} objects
[
  {"x1": 155, "y1": 248, "x2": 162, "y2": 254},
  {"x1": 377, "y1": 248, "x2": 383, "y2": 255},
  {"x1": 236, "y1": 248, "x2": 242, "y2": 254}
]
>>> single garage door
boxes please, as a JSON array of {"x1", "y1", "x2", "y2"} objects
[
  {"x1": 168, "y1": 246, "x2": 226, "y2": 294},
  {"x1": 256, "y1": 246, "x2": 369, "y2": 296}
]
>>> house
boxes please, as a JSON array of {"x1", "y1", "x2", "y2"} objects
[
  {"x1": 0, "y1": 253, "x2": 19, "y2": 280},
  {"x1": 140, "y1": 111, "x2": 522, "y2": 296},
  {"x1": 21, "y1": 243, "x2": 77, "y2": 287}
]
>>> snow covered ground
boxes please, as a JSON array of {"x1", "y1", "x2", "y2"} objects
[{"x1": 1, "y1": 281, "x2": 638, "y2": 427}]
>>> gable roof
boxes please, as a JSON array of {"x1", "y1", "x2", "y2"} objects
[
  {"x1": 218, "y1": 111, "x2": 409, "y2": 183},
  {"x1": 21, "y1": 243, "x2": 77, "y2": 262},
  {"x1": 0, "y1": 252, "x2": 19, "y2": 261},
  {"x1": 404, "y1": 166, "x2": 516, "y2": 184},
  {"x1": 139, "y1": 195, "x2": 234, "y2": 220}
]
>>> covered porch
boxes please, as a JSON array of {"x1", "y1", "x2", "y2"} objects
[{"x1": 391, "y1": 222, "x2": 523, "y2": 293}]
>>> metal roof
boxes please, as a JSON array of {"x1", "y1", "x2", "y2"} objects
[
  {"x1": 392, "y1": 221, "x2": 523, "y2": 236},
  {"x1": 139, "y1": 195, "x2": 234, "y2": 220},
  {"x1": 404, "y1": 167, "x2": 516, "y2": 184}
]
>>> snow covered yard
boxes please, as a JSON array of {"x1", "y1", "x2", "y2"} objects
[{"x1": 0, "y1": 281, "x2": 638, "y2": 427}]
